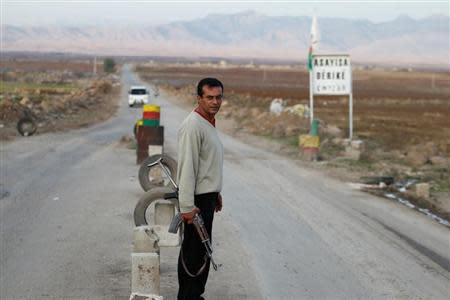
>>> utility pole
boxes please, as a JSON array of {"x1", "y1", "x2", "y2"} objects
[{"x1": 93, "y1": 56, "x2": 97, "y2": 75}]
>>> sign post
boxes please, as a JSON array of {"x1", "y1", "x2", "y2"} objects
[
  {"x1": 309, "y1": 71, "x2": 314, "y2": 124},
  {"x1": 310, "y1": 54, "x2": 353, "y2": 139}
]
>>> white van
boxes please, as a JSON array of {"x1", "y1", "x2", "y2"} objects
[{"x1": 128, "y1": 86, "x2": 149, "y2": 107}]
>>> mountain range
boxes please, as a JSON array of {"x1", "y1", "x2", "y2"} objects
[{"x1": 3, "y1": 11, "x2": 449, "y2": 66}]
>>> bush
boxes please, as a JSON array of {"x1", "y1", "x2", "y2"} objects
[{"x1": 103, "y1": 58, "x2": 116, "y2": 73}]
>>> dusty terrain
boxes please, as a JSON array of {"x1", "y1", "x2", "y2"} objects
[
  {"x1": 136, "y1": 63, "x2": 450, "y2": 150},
  {"x1": 0, "y1": 59, "x2": 120, "y2": 140},
  {"x1": 2, "y1": 64, "x2": 449, "y2": 300},
  {"x1": 136, "y1": 63, "x2": 450, "y2": 220}
]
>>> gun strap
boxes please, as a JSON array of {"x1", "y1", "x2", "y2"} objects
[{"x1": 180, "y1": 246, "x2": 209, "y2": 277}]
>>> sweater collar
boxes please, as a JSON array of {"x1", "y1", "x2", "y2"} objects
[{"x1": 194, "y1": 107, "x2": 216, "y2": 127}]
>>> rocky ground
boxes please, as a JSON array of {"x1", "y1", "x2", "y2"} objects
[
  {"x1": 0, "y1": 67, "x2": 121, "y2": 141},
  {"x1": 151, "y1": 82, "x2": 450, "y2": 223}
]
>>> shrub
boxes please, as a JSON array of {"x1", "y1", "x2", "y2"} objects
[{"x1": 103, "y1": 58, "x2": 116, "y2": 73}]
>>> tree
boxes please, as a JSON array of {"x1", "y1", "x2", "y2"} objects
[{"x1": 103, "y1": 58, "x2": 116, "y2": 73}]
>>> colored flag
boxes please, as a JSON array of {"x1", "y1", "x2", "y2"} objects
[{"x1": 308, "y1": 15, "x2": 319, "y2": 71}]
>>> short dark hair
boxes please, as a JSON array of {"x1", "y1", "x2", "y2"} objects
[{"x1": 197, "y1": 78, "x2": 224, "y2": 97}]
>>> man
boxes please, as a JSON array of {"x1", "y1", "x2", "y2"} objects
[{"x1": 177, "y1": 78, "x2": 224, "y2": 300}]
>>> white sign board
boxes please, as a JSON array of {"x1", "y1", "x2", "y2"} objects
[{"x1": 312, "y1": 55, "x2": 351, "y2": 95}]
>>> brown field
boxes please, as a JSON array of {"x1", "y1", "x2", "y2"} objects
[
  {"x1": 137, "y1": 64, "x2": 450, "y2": 153},
  {"x1": 137, "y1": 63, "x2": 450, "y2": 218},
  {"x1": 1, "y1": 59, "x2": 103, "y2": 74},
  {"x1": 0, "y1": 58, "x2": 119, "y2": 140}
]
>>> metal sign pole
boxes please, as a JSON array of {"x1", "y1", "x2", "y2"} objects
[
  {"x1": 349, "y1": 93, "x2": 353, "y2": 140},
  {"x1": 93, "y1": 56, "x2": 97, "y2": 75},
  {"x1": 349, "y1": 61, "x2": 353, "y2": 140},
  {"x1": 309, "y1": 70, "x2": 314, "y2": 125}
]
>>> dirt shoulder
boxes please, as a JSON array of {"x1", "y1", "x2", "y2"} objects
[
  {"x1": 0, "y1": 68, "x2": 121, "y2": 141},
  {"x1": 145, "y1": 80, "x2": 450, "y2": 225},
  {"x1": 157, "y1": 85, "x2": 365, "y2": 182}
]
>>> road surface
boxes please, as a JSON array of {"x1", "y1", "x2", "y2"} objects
[{"x1": 1, "y1": 65, "x2": 449, "y2": 299}]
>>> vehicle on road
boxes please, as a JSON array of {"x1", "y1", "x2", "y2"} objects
[{"x1": 128, "y1": 86, "x2": 149, "y2": 107}]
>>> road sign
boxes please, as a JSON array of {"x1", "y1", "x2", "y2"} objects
[
  {"x1": 312, "y1": 54, "x2": 351, "y2": 95},
  {"x1": 308, "y1": 54, "x2": 354, "y2": 139}
]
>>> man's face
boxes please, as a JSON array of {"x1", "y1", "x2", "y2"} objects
[{"x1": 197, "y1": 85, "x2": 223, "y2": 116}]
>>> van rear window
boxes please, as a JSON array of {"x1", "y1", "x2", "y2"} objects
[{"x1": 130, "y1": 89, "x2": 147, "y2": 95}]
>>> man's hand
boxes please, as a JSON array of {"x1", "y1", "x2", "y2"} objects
[
  {"x1": 215, "y1": 193, "x2": 223, "y2": 212},
  {"x1": 181, "y1": 207, "x2": 200, "y2": 224}
]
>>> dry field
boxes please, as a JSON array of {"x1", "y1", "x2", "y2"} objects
[
  {"x1": 137, "y1": 63, "x2": 450, "y2": 218},
  {"x1": 137, "y1": 64, "x2": 450, "y2": 153},
  {"x1": 1, "y1": 58, "x2": 100, "y2": 73},
  {"x1": 0, "y1": 58, "x2": 120, "y2": 140}
]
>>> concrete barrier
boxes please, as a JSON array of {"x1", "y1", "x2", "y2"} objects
[
  {"x1": 131, "y1": 226, "x2": 163, "y2": 298},
  {"x1": 153, "y1": 201, "x2": 180, "y2": 247},
  {"x1": 148, "y1": 145, "x2": 163, "y2": 157},
  {"x1": 133, "y1": 226, "x2": 160, "y2": 254},
  {"x1": 129, "y1": 292, "x2": 163, "y2": 300},
  {"x1": 137, "y1": 126, "x2": 164, "y2": 164},
  {"x1": 131, "y1": 253, "x2": 160, "y2": 296},
  {"x1": 345, "y1": 139, "x2": 365, "y2": 160}
]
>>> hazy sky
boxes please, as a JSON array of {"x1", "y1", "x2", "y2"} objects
[{"x1": 2, "y1": 0, "x2": 449, "y2": 26}]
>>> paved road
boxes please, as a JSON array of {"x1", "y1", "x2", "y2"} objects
[{"x1": 1, "y1": 65, "x2": 449, "y2": 299}]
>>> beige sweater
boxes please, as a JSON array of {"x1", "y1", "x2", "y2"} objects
[{"x1": 177, "y1": 111, "x2": 224, "y2": 212}]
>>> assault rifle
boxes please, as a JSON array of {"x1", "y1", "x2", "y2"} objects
[{"x1": 169, "y1": 212, "x2": 220, "y2": 271}]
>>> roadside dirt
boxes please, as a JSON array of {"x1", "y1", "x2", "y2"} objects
[
  {"x1": 156, "y1": 85, "x2": 364, "y2": 182},
  {"x1": 0, "y1": 59, "x2": 121, "y2": 141},
  {"x1": 137, "y1": 64, "x2": 450, "y2": 153},
  {"x1": 135, "y1": 63, "x2": 450, "y2": 223}
]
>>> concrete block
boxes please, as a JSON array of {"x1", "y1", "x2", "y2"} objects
[
  {"x1": 129, "y1": 292, "x2": 163, "y2": 300},
  {"x1": 414, "y1": 183, "x2": 430, "y2": 200},
  {"x1": 302, "y1": 147, "x2": 318, "y2": 161},
  {"x1": 299, "y1": 135, "x2": 320, "y2": 148},
  {"x1": 351, "y1": 139, "x2": 365, "y2": 151},
  {"x1": 136, "y1": 126, "x2": 164, "y2": 164},
  {"x1": 152, "y1": 224, "x2": 180, "y2": 247},
  {"x1": 133, "y1": 226, "x2": 160, "y2": 254},
  {"x1": 148, "y1": 145, "x2": 163, "y2": 157},
  {"x1": 154, "y1": 201, "x2": 180, "y2": 247},
  {"x1": 155, "y1": 202, "x2": 175, "y2": 225},
  {"x1": 345, "y1": 146, "x2": 361, "y2": 160},
  {"x1": 342, "y1": 138, "x2": 352, "y2": 147},
  {"x1": 131, "y1": 253, "x2": 160, "y2": 295}
]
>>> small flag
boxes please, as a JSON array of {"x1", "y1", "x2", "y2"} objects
[{"x1": 308, "y1": 15, "x2": 319, "y2": 71}]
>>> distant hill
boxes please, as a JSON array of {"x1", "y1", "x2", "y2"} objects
[{"x1": 3, "y1": 11, "x2": 449, "y2": 66}]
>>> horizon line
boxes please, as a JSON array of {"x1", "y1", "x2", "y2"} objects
[{"x1": 3, "y1": 10, "x2": 448, "y2": 27}]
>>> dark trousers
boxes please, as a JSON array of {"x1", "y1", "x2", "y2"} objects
[{"x1": 178, "y1": 192, "x2": 218, "y2": 300}]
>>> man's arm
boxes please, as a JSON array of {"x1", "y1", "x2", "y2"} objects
[
  {"x1": 177, "y1": 119, "x2": 201, "y2": 215},
  {"x1": 215, "y1": 193, "x2": 223, "y2": 212},
  {"x1": 181, "y1": 207, "x2": 200, "y2": 224}
]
